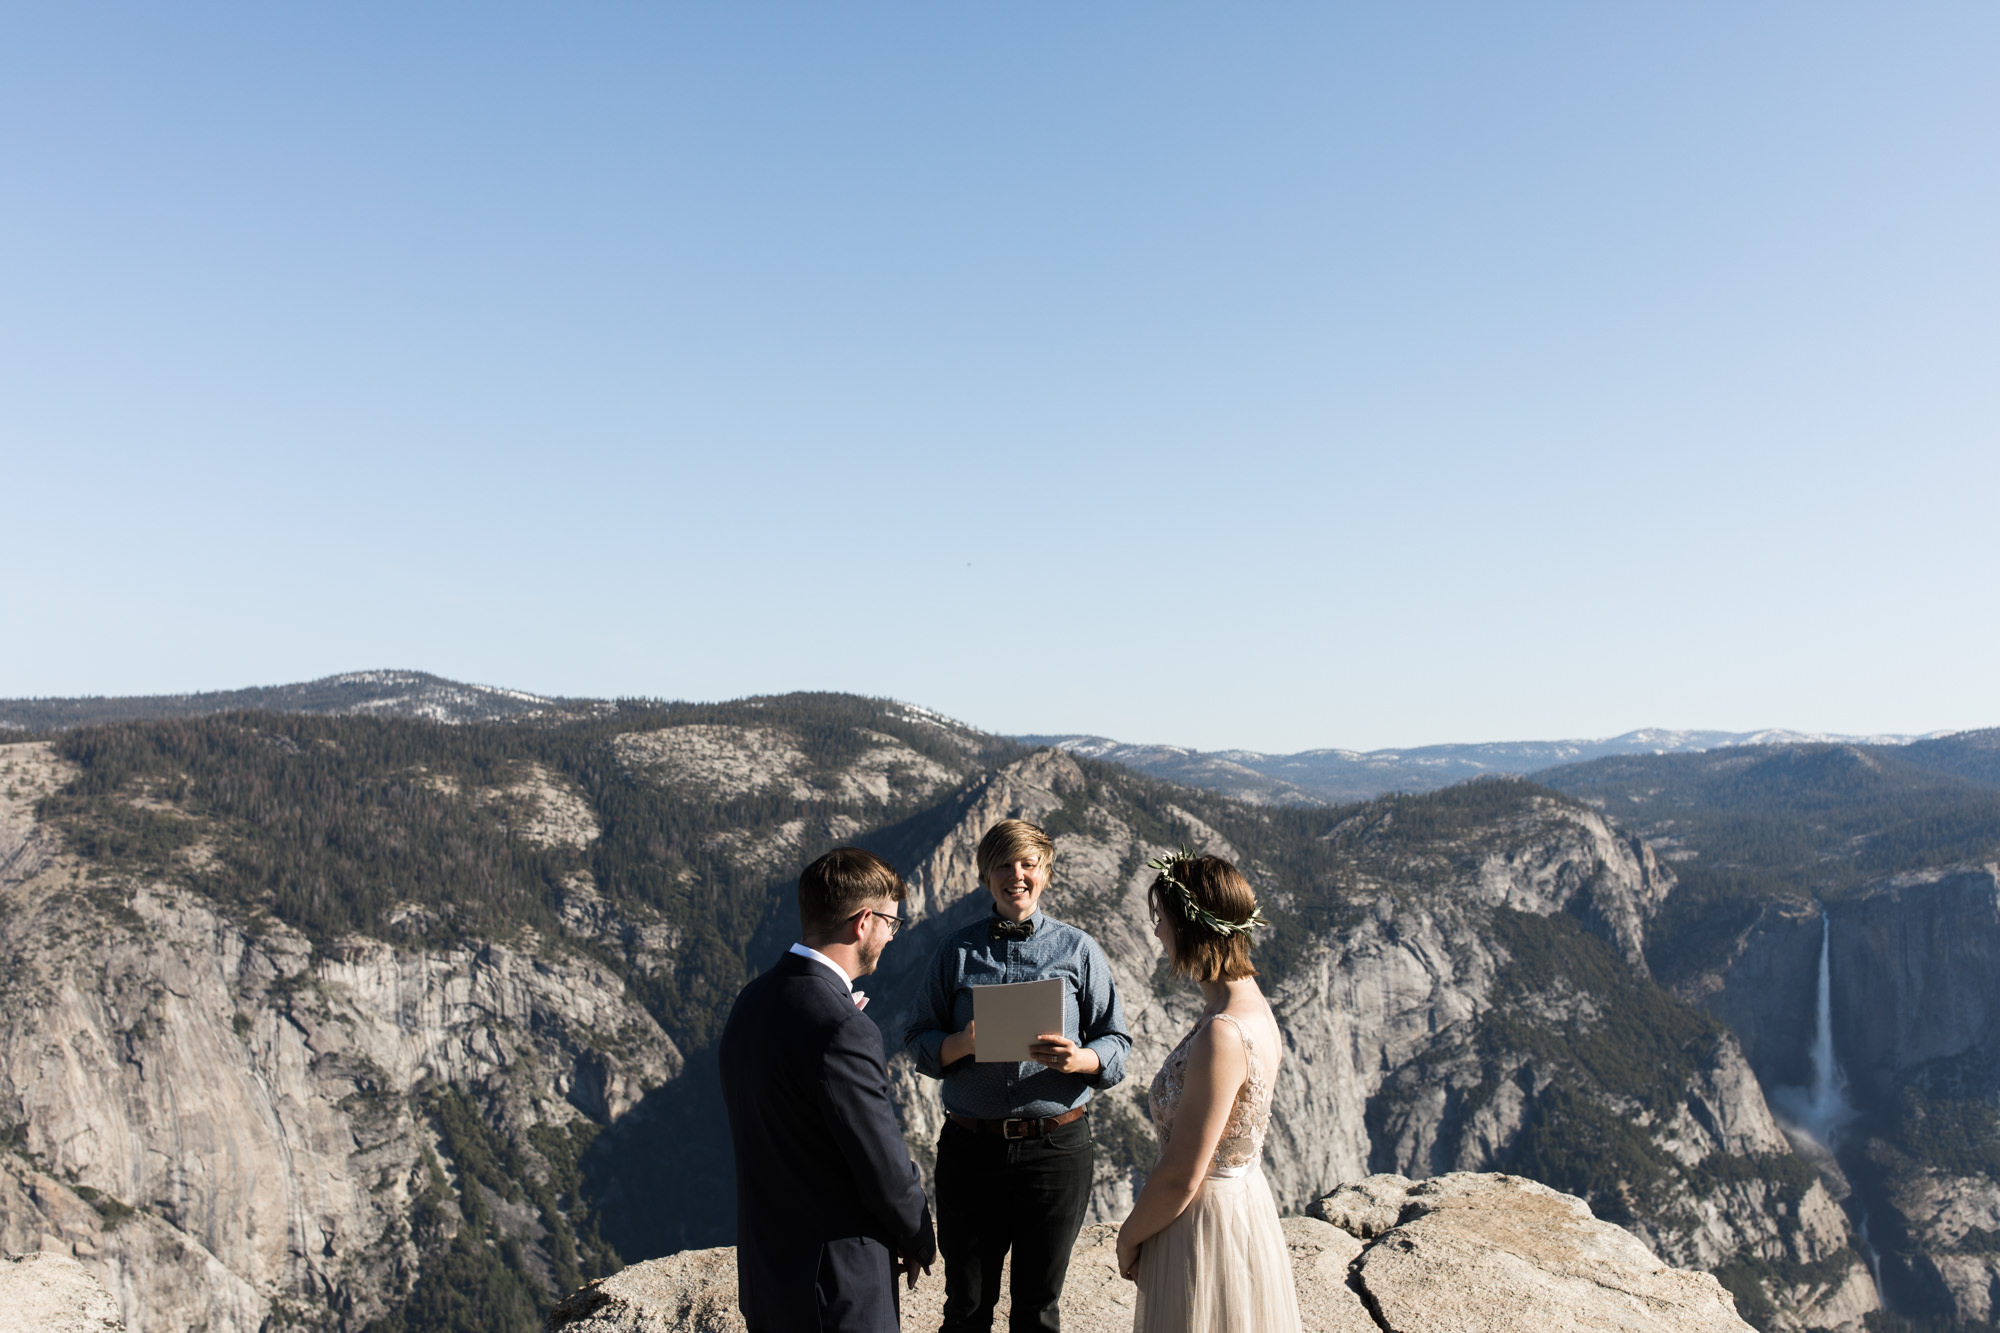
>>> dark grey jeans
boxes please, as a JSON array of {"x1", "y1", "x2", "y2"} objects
[{"x1": 934, "y1": 1115, "x2": 1094, "y2": 1333}]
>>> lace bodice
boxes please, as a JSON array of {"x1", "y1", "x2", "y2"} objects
[{"x1": 1147, "y1": 1012, "x2": 1275, "y2": 1178}]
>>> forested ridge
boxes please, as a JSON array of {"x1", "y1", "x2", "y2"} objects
[
  {"x1": 15, "y1": 699, "x2": 1726, "y2": 1330},
  {"x1": 1541, "y1": 741, "x2": 2000, "y2": 1332},
  {"x1": 0, "y1": 669, "x2": 569, "y2": 731},
  {"x1": 16, "y1": 699, "x2": 2000, "y2": 1331},
  {"x1": 40, "y1": 696, "x2": 1016, "y2": 1050},
  {"x1": 1537, "y1": 741, "x2": 2000, "y2": 987},
  {"x1": 16, "y1": 697, "x2": 1024, "y2": 1331}
]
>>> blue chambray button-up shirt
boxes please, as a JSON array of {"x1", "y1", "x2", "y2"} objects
[{"x1": 903, "y1": 909, "x2": 1131, "y2": 1119}]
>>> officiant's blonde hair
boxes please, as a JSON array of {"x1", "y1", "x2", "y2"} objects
[{"x1": 975, "y1": 819, "x2": 1056, "y2": 884}]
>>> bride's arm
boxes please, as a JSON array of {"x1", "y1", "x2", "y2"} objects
[{"x1": 1115, "y1": 1019, "x2": 1248, "y2": 1279}]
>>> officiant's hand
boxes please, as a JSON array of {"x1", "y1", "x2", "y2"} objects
[
  {"x1": 940, "y1": 1021, "x2": 976, "y2": 1066},
  {"x1": 1028, "y1": 1034, "x2": 1100, "y2": 1075}
]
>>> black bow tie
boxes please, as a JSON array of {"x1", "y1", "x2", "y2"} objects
[{"x1": 990, "y1": 917, "x2": 1036, "y2": 942}]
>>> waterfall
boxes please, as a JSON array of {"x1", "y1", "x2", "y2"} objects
[
  {"x1": 1858, "y1": 1209, "x2": 1885, "y2": 1296},
  {"x1": 1804, "y1": 910, "x2": 1853, "y2": 1142},
  {"x1": 1772, "y1": 909, "x2": 1856, "y2": 1148},
  {"x1": 1771, "y1": 910, "x2": 1888, "y2": 1309}
]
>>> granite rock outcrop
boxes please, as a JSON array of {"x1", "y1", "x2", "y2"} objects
[
  {"x1": 0, "y1": 709, "x2": 1897, "y2": 1332},
  {"x1": 0, "y1": 741, "x2": 682, "y2": 1332},
  {"x1": 0, "y1": 1248, "x2": 128, "y2": 1333},
  {"x1": 1670, "y1": 862, "x2": 2000, "y2": 1326},
  {"x1": 862, "y1": 754, "x2": 1869, "y2": 1329},
  {"x1": 545, "y1": 1172, "x2": 1755, "y2": 1333}
]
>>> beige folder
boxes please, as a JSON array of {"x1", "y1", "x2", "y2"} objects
[{"x1": 972, "y1": 978, "x2": 1066, "y2": 1063}]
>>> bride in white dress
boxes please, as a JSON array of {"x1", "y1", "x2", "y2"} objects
[{"x1": 1115, "y1": 851, "x2": 1301, "y2": 1333}]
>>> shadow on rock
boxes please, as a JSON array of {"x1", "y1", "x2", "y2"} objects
[{"x1": 585, "y1": 1049, "x2": 738, "y2": 1261}]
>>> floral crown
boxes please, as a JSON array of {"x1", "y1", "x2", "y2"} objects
[{"x1": 1146, "y1": 848, "x2": 1269, "y2": 938}]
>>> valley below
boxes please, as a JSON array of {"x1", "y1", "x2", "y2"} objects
[{"x1": 1, "y1": 680, "x2": 1996, "y2": 1332}]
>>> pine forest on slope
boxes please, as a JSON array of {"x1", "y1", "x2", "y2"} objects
[
  {"x1": 0, "y1": 682, "x2": 1996, "y2": 1331},
  {"x1": 1537, "y1": 740, "x2": 2000, "y2": 1330},
  {"x1": 0, "y1": 670, "x2": 577, "y2": 731},
  {"x1": 3, "y1": 667, "x2": 1943, "y2": 804}
]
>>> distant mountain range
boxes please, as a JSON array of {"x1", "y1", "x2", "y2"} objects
[
  {"x1": 0, "y1": 669, "x2": 591, "y2": 730},
  {"x1": 0, "y1": 670, "x2": 1961, "y2": 805},
  {"x1": 5, "y1": 676, "x2": 2000, "y2": 1326},
  {"x1": 1017, "y1": 727, "x2": 1950, "y2": 804},
  {"x1": 0, "y1": 687, "x2": 1914, "y2": 1330}
]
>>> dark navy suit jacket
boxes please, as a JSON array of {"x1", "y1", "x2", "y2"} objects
[{"x1": 719, "y1": 951, "x2": 935, "y2": 1333}]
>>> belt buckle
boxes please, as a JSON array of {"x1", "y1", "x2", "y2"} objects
[{"x1": 1001, "y1": 1117, "x2": 1032, "y2": 1140}]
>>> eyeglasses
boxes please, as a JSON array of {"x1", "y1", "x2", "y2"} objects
[{"x1": 851, "y1": 907, "x2": 905, "y2": 936}]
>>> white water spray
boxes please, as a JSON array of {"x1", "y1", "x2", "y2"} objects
[
  {"x1": 1770, "y1": 910, "x2": 1889, "y2": 1308},
  {"x1": 1858, "y1": 1207, "x2": 1885, "y2": 1297},
  {"x1": 1773, "y1": 910, "x2": 1857, "y2": 1148}
]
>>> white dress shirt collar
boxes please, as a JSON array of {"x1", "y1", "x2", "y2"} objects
[{"x1": 789, "y1": 941, "x2": 853, "y2": 992}]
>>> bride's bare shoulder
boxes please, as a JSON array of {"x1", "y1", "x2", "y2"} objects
[
  {"x1": 1188, "y1": 1012, "x2": 1247, "y2": 1061},
  {"x1": 1220, "y1": 1000, "x2": 1284, "y2": 1067}
]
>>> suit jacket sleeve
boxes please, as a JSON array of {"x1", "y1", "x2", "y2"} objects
[{"x1": 819, "y1": 1007, "x2": 937, "y2": 1265}]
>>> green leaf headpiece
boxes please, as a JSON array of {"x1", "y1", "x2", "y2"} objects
[{"x1": 1146, "y1": 847, "x2": 1269, "y2": 938}]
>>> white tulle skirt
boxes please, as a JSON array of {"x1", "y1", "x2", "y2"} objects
[{"x1": 1134, "y1": 1164, "x2": 1301, "y2": 1333}]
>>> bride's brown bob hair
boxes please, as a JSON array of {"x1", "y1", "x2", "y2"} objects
[{"x1": 1148, "y1": 855, "x2": 1259, "y2": 983}]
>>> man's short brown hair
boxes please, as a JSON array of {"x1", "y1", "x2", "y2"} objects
[
  {"x1": 975, "y1": 819, "x2": 1057, "y2": 884},
  {"x1": 1149, "y1": 855, "x2": 1259, "y2": 983},
  {"x1": 798, "y1": 847, "x2": 908, "y2": 941}
]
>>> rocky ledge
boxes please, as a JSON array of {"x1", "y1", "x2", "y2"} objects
[
  {"x1": 546, "y1": 1173, "x2": 1753, "y2": 1333},
  {"x1": 0, "y1": 1249, "x2": 127, "y2": 1333}
]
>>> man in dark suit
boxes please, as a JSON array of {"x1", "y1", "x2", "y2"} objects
[{"x1": 720, "y1": 846, "x2": 937, "y2": 1333}]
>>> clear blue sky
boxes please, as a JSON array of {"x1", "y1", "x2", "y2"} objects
[{"x1": 4, "y1": 4, "x2": 1995, "y2": 751}]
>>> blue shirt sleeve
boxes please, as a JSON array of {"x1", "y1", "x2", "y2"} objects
[
  {"x1": 902, "y1": 937, "x2": 960, "y2": 1079},
  {"x1": 1077, "y1": 936, "x2": 1131, "y2": 1090}
]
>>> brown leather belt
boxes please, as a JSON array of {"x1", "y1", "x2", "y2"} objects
[{"x1": 947, "y1": 1107, "x2": 1088, "y2": 1141}]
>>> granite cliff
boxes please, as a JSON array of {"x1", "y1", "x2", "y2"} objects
[
  {"x1": 0, "y1": 742, "x2": 680, "y2": 1332},
  {"x1": 1544, "y1": 741, "x2": 2000, "y2": 1328},
  {"x1": 0, "y1": 701, "x2": 1906, "y2": 1332},
  {"x1": 860, "y1": 750, "x2": 1871, "y2": 1332},
  {"x1": 1676, "y1": 867, "x2": 2000, "y2": 1326}
]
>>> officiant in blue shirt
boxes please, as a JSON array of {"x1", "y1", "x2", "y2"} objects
[{"x1": 904, "y1": 819, "x2": 1131, "y2": 1333}]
